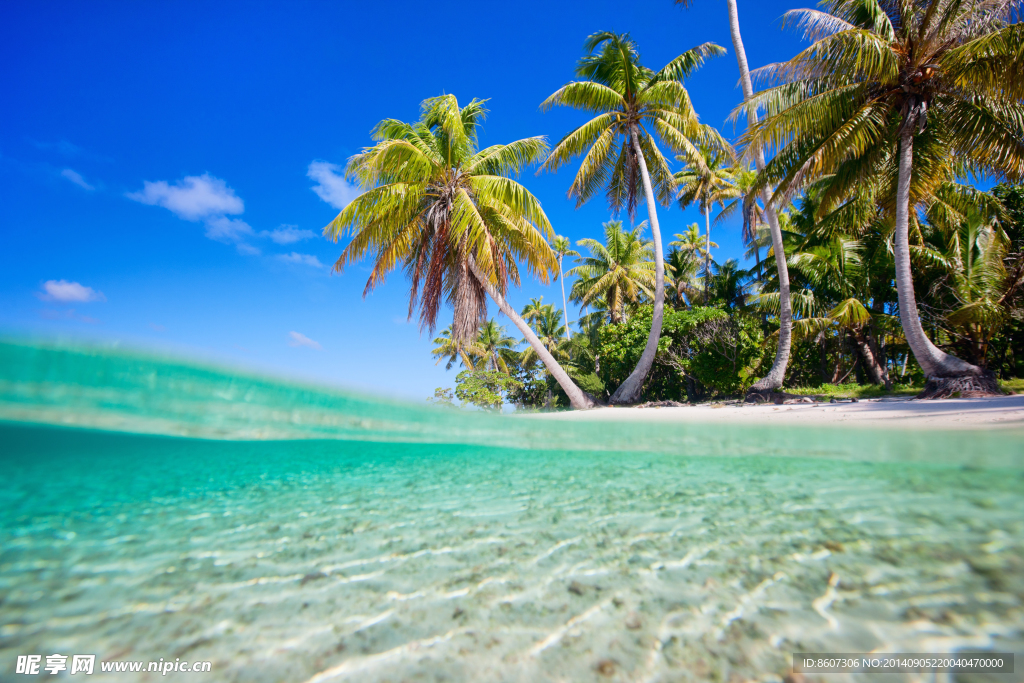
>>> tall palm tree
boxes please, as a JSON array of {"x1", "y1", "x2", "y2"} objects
[
  {"x1": 741, "y1": 0, "x2": 1024, "y2": 395},
  {"x1": 569, "y1": 220, "x2": 658, "y2": 324},
  {"x1": 676, "y1": 0, "x2": 796, "y2": 400},
  {"x1": 674, "y1": 141, "x2": 739, "y2": 297},
  {"x1": 325, "y1": 94, "x2": 597, "y2": 408},
  {"x1": 474, "y1": 319, "x2": 519, "y2": 374},
  {"x1": 552, "y1": 235, "x2": 580, "y2": 339},
  {"x1": 541, "y1": 30, "x2": 726, "y2": 403}
]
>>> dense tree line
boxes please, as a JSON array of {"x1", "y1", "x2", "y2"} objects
[{"x1": 325, "y1": 1, "x2": 1023, "y2": 410}]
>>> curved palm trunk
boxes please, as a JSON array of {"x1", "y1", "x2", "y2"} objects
[
  {"x1": 726, "y1": 0, "x2": 793, "y2": 398},
  {"x1": 609, "y1": 125, "x2": 667, "y2": 404},
  {"x1": 558, "y1": 256, "x2": 572, "y2": 340},
  {"x1": 893, "y1": 124, "x2": 991, "y2": 396},
  {"x1": 468, "y1": 261, "x2": 598, "y2": 409}
]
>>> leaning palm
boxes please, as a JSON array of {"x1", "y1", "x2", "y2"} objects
[
  {"x1": 741, "y1": 0, "x2": 1024, "y2": 395},
  {"x1": 542, "y1": 30, "x2": 726, "y2": 403},
  {"x1": 552, "y1": 236, "x2": 580, "y2": 339},
  {"x1": 569, "y1": 220, "x2": 658, "y2": 324},
  {"x1": 326, "y1": 94, "x2": 597, "y2": 408},
  {"x1": 677, "y1": 0, "x2": 797, "y2": 400}
]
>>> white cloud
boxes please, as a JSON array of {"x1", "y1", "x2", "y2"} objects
[
  {"x1": 61, "y1": 169, "x2": 95, "y2": 191},
  {"x1": 127, "y1": 174, "x2": 244, "y2": 221},
  {"x1": 288, "y1": 331, "x2": 322, "y2": 350},
  {"x1": 38, "y1": 280, "x2": 105, "y2": 303},
  {"x1": 236, "y1": 243, "x2": 261, "y2": 256},
  {"x1": 308, "y1": 161, "x2": 361, "y2": 209},
  {"x1": 277, "y1": 252, "x2": 324, "y2": 268},
  {"x1": 265, "y1": 225, "x2": 316, "y2": 244},
  {"x1": 204, "y1": 216, "x2": 255, "y2": 243}
]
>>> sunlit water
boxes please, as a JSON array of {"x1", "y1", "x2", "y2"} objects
[{"x1": 1, "y1": 340, "x2": 1022, "y2": 682}]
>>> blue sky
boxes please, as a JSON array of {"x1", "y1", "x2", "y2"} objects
[{"x1": 0, "y1": 0, "x2": 807, "y2": 400}]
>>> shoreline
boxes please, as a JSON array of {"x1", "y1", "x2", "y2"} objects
[{"x1": 529, "y1": 394, "x2": 1024, "y2": 430}]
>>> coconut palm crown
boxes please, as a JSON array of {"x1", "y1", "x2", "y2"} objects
[
  {"x1": 569, "y1": 220, "x2": 658, "y2": 324},
  {"x1": 541, "y1": 31, "x2": 727, "y2": 215},
  {"x1": 327, "y1": 95, "x2": 555, "y2": 345},
  {"x1": 739, "y1": 0, "x2": 1024, "y2": 393},
  {"x1": 326, "y1": 94, "x2": 598, "y2": 409}
]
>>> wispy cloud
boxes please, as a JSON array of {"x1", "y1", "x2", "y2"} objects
[
  {"x1": 288, "y1": 331, "x2": 322, "y2": 350},
  {"x1": 60, "y1": 168, "x2": 95, "y2": 191},
  {"x1": 204, "y1": 216, "x2": 255, "y2": 243},
  {"x1": 37, "y1": 279, "x2": 105, "y2": 303},
  {"x1": 277, "y1": 252, "x2": 324, "y2": 268},
  {"x1": 127, "y1": 174, "x2": 318, "y2": 259},
  {"x1": 127, "y1": 174, "x2": 244, "y2": 221},
  {"x1": 265, "y1": 225, "x2": 315, "y2": 244},
  {"x1": 308, "y1": 161, "x2": 361, "y2": 210}
]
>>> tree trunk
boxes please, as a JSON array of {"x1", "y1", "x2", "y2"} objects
[
  {"x1": 608, "y1": 125, "x2": 667, "y2": 404},
  {"x1": 867, "y1": 300, "x2": 892, "y2": 389},
  {"x1": 892, "y1": 120, "x2": 998, "y2": 398},
  {"x1": 469, "y1": 260, "x2": 599, "y2": 409},
  {"x1": 852, "y1": 327, "x2": 887, "y2": 386},
  {"x1": 704, "y1": 205, "x2": 712, "y2": 301},
  {"x1": 725, "y1": 0, "x2": 794, "y2": 401},
  {"x1": 818, "y1": 331, "x2": 829, "y2": 384},
  {"x1": 558, "y1": 256, "x2": 572, "y2": 340}
]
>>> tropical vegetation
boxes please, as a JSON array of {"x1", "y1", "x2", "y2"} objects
[{"x1": 325, "y1": 8, "x2": 1023, "y2": 411}]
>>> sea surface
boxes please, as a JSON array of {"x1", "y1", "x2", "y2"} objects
[{"x1": 1, "y1": 340, "x2": 1022, "y2": 682}]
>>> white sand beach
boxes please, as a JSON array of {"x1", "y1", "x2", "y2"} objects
[{"x1": 534, "y1": 394, "x2": 1024, "y2": 430}]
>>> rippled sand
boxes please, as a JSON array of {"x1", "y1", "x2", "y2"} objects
[{"x1": 2, "y1": 425, "x2": 1022, "y2": 682}]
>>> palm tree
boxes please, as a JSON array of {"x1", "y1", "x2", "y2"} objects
[
  {"x1": 676, "y1": 0, "x2": 796, "y2": 400},
  {"x1": 520, "y1": 297, "x2": 548, "y2": 325},
  {"x1": 742, "y1": 0, "x2": 1024, "y2": 396},
  {"x1": 541, "y1": 30, "x2": 726, "y2": 403},
  {"x1": 325, "y1": 94, "x2": 597, "y2": 408},
  {"x1": 665, "y1": 246, "x2": 703, "y2": 307},
  {"x1": 552, "y1": 236, "x2": 580, "y2": 339},
  {"x1": 918, "y1": 188, "x2": 1015, "y2": 367},
  {"x1": 569, "y1": 220, "x2": 658, "y2": 324},
  {"x1": 672, "y1": 223, "x2": 717, "y2": 263},
  {"x1": 710, "y1": 259, "x2": 752, "y2": 311},
  {"x1": 674, "y1": 141, "x2": 739, "y2": 298},
  {"x1": 520, "y1": 306, "x2": 571, "y2": 366},
  {"x1": 431, "y1": 325, "x2": 479, "y2": 371},
  {"x1": 474, "y1": 319, "x2": 519, "y2": 374}
]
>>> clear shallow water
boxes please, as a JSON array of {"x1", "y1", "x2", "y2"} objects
[{"x1": 1, "y1": 340, "x2": 1023, "y2": 682}]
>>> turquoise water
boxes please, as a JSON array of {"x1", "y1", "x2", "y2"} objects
[{"x1": 1, "y1": 341, "x2": 1023, "y2": 682}]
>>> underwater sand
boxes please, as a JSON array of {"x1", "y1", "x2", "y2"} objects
[{"x1": 0, "y1": 341, "x2": 1022, "y2": 682}]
